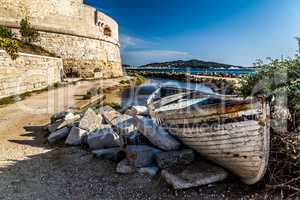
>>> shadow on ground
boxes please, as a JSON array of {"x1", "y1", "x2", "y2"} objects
[{"x1": 0, "y1": 126, "x2": 268, "y2": 200}]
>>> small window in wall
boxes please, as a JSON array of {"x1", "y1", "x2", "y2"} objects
[{"x1": 104, "y1": 26, "x2": 112, "y2": 37}]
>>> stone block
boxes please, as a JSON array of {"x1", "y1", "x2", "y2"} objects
[
  {"x1": 126, "y1": 145, "x2": 161, "y2": 168},
  {"x1": 125, "y1": 106, "x2": 149, "y2": 116},
  {"x1": 156, "y1": 149, "x2": 195, "y2": 169},
  {"x1": 110, "y1": 114, "x2": 137, "y2": 136},
  {"x1": 138, "y1": 166, "x2": 159, "y2": 177},
  {"x1": 48, "y1": 127, "x2": 70, "y2": 143},
  {"x1": 79, "y1": 108, "x2": 102, "y2": 132},
  {"x1": 161, "y1": 161, "x2": 228, "y2": 190},
  {"x1": 116, "y1": 159, "x2": 136, "y2": 174},
  {"x1": 87, "y1": 125, "x2": 121, "y2": 150},
  {"x1": 65, "y1": 126, "x2": 87, "y2": 146},
  {"x1": 135, "y1": 116, "x2": 181, "y2": 151}
]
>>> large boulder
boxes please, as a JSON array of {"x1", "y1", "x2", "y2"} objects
[
  {"x1": 87, "y1": 125, "x2": 121, "y2": 150},
  {"x1": 92, "y1": 148, "x2": 125, "y2": 162},
  {"x1": 156, "y1": 149, "x2": 195, "y2": 169},
  {"x1": 65, "y1": 127, "x2": 87, "y2": 146},
  {"x1": 135, "y1": 116, "x2": 181, "y2": 151},
  {"x1": 126, "y1": 145, "x2": 161, "y2": 168},
  {"x1": 48, "y1": 127, "x2": 70, "y2": 143},
  {"x1": 79, "y1": 108, "x2": 102, "y2": 132},
  {"x1": 161, "y1": 161, "x2": 228, "y2": 190}
]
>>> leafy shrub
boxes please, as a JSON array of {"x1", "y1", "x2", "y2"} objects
[
  {"x1": 0, "y1": 38, "x2": 19, "y2": 60},
  {"x1": 0, "y1": 25, "x2": 14, "y2": 38},
  {"x1": 237, "y1": 57, "x2": 300, "y2": 128},
  {"x1": 20, "y1": 17, "x2": 39, "y2": 43}
]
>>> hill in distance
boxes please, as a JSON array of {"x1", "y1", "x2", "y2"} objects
[{"x1": 138, "y1": 59, "x2": 242, "y2": 69}]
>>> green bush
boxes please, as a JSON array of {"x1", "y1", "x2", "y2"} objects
[
  {"x1": 20, "y1": 17, "x2": 39, "y2": 44},
  {"x1": 0, "y1": 38, "x2": 19, "y2": 60},
  {"x1": 237, "y1": 57, "x2": 300, "y2": 127},
  {"x1": 0, "y1": 25, "x2": 14, "y2": 38}
]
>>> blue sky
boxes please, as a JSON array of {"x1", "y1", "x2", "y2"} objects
[{"x1": 85, "y1": 0, "x2": 300, "y2": 66}]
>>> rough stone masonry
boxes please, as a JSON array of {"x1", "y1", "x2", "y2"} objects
[{"x1": 0, "y1": 0, "x2": 123, "y2": 79}]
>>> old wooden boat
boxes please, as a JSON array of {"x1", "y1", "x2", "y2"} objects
[{"x1": 147, "y1": 86, "x2": 270, "y2": 184}]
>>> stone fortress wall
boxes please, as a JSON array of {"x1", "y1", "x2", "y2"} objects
[
  {"x1": 0, "y1": 50, "x2": 63, "y2": 99},
  {"x1": 0, "y1": 0, "x2": 123, "y2": 78}
]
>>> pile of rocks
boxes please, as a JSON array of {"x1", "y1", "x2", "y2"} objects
[{"x1": 46, "y1": 105, "x2": 228, "y2": 190}]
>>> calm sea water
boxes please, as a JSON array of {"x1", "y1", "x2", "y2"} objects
[
  {"x1": 105, "y1": 77, "x2": 213, "y2": 108},
  {"x1": 126, "y1": 67, "x2": 255, "y2": 75}
]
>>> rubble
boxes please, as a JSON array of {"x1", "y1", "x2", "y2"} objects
[
  {"x1": 92, "y1": 148, "x2": 125, "y2": 162},
  {"x1": 46, "y1": 105, "x2": 231, "y2": 189},
  {"x1": 135, "y1": 116, "x2": 181, "y2": 151},
  {"x1": 65, "y1": 127, "x2": 87, "y2": 146},
  {"x1": 48, "y1": 127, "x2": 70, "y2": 143},
  {"x1": 87, "y1": 125, "x2": 121, "y2": 150},
  {"x1": 125, "y1": 106, "x2": 149, "y2": 116},
  {"x1": 79, "y1": 108, "x2": 102, "y2": 132},
  {"x1": 116, "y1": 159, "x2": 136, "y2": 174},
  {"x1": 161, "y1": 161, "x2": 228, "y2": 190},
  {"x1": 156, "y1": 149, "x2": 195, "y2": 169},
  {"x1": 126, "y1": 145, "x2": 161, "y2": 168}
]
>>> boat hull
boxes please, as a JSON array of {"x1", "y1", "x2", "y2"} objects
[{"x1": 147, "y1": 87, "x2": 270, "y2": 184}]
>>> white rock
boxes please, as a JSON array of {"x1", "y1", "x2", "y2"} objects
[
  {"x1": 50, "y1": 111, "x2": 71, "y2": 123},
  {"x1": 48, "y1": 127, "x2": 70, "y2": 143},
  {"x1": 138, "y1": 166, "x2": 159, "y2": 177},
  {"x1": 87, "y1": 125, "x2": 121, "y2": 150},
  {"x1": 48, "y1": 114, "x2": 80, "y2": 133},
  {"x1": 64, "y1": 112, "x2": 75, "y2": 121},
  {"x1": 65, "y1": 127, "x2": 87, "y2": 146},
  {"x1": 116, "y1": 159, "x2": 136, "y2": 174},
  {"x1": 161, "y1": 161, "x2": 228, "y2": 190},
  {"x1": 125, "y1": 106, "x2": 149, "y2": 116},
  {"x1": 135, "y1": 116, "x2": 181, "y2": 151},
  {"x1": 79, "y1": 108, "x2": 102, "y2": 132}
]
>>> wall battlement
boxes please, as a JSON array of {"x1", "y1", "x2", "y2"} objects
[{"x1": 0, "y1": 0, "x2": 123, "y2": 78}]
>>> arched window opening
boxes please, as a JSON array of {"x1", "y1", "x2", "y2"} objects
[{"x1": 104, "y1": 26, "x2": 112, "y2": 37}]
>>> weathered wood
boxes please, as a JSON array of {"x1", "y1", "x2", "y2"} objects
[{"x1": 147, "y1": 86, "x2": 270, "y2": 185}]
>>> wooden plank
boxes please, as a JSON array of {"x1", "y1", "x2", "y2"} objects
[
  {"x1": 168, "y1": 120, "x2": 259, "y2": 134},
  {"x1": 181, "y1": 138, "x2": 262, "y2": 148},
  {"x1": 155, "y1": 100, "x2": 261, "y2": 120},
  {"x1": 170, "y1": 125, "x2": 262, "y2": 139},
  {"x1": 163, "y1": 109, "x2": 262, "y2": 125}
]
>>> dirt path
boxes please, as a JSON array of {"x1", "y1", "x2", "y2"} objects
[{"x1": 0, "y1": 78, "x2": 263, "y2": 200}]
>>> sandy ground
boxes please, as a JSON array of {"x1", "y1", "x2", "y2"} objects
[{"x1": 0, "y1": 78, "x2": 266, "y2": 200}]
